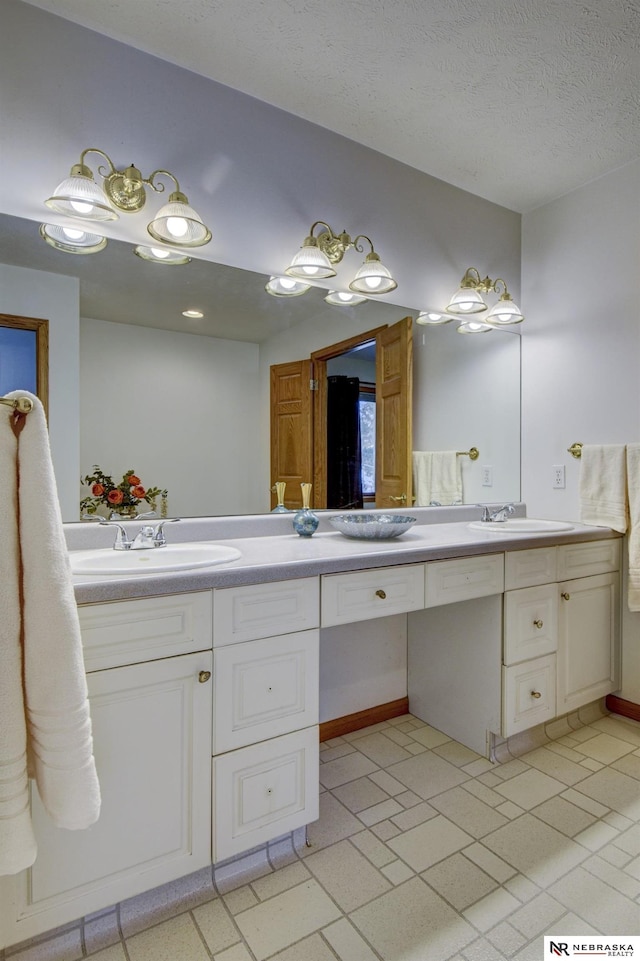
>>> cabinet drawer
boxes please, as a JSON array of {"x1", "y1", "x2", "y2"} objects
[
  {"x1": 79, "y1": 592, "x2": 213, "y2": 671},
  {"x1": 557, "y1": 539, "x2": 620, "y2": 579},
  {"x1": 504, "y1": 547, "x2": 557, "y2": 590},
  {"x1": 504, "y1": 585, "x2": 558, "y2": 665},
  {"x1": 213, "y1": 727, "x2": 319, "y2": 862},
  {"x1": 502, "y1": 654, "x2": 556, "y2": 737},
  {"x1": 213, "y1": 630, "x2": 319, "y2": 753},
  {"x1": 321, "y1": 564, "x2": 425, "y2": 627},
  {"x1": 213, "y1": 577, "x2": 319, "y2": 646},
  {"x1": 425, "y1": 554, "x2": 504, "y2": 607}
]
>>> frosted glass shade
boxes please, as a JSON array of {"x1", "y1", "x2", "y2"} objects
[
  {"x1": 265, "y1": 276, "x2": 311, "y2": 297},
  {"x1": 325, "y1": 290, "x2": 367, "y2": 306},
  {"x1": 147, "y1": 200, "x2": 212, "y2": 247},
  {"x1": 457, "y1": 319, "x2": 493, "y2": 334},
  {"x1": 134, "y1": 245, "x2": 191, "y2": 265},
  {"x1": 446, "y1": 287, "x2": 487, "y2": 314},
  {"x1": 45, "y1": 173, "x2": 117, "y2": 222},
  {"x1": 39, "y1": 223, "x2": 107, "y2": 254},
  {"x1": 415, "y1": 311, "x2": 453, "y2": 325},
  {"x1": 349, "y1": 259, "x2": 397, "y2": 294},
  {"x1": 285, "y1": 243, "x2": 336, "y2": 279},
  {"x1": 486, "y1": 298, "x2": 524, "y2": 325}
]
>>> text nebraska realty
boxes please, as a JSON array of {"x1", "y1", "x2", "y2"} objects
[{"x1": 551, "y1": 945, "x2": 633, "y2": 957}]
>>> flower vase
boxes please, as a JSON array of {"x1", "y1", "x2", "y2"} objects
[
  {"x1": 293, "y1": 483, "x2": 319, "y2": 537},
  {"x1": 271, "y1": 481, "x2": 289, "y2": 513}
]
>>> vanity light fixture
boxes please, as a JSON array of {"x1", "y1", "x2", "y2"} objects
[
  {"x1": 39, "y1": 222, "x2": 107, "y2": 254},
  {"x1": 445, "y1": 267, "x2": 524, "y2": 331},
  {"x1": 43, "y1": 147, "x2": 212, "y2": 257},
  {"x1": 265, "y1": 275, "x2": 311, "y2": 297},
  {"x1": 415, "y1": 310, "x2": 453, "y2": 326},
  {"x1": 284, "y1": 221, "x2": 397, "y2": 295},
  {"x1": 324, "y1": 290, "x2": 367, "y2": 306}
]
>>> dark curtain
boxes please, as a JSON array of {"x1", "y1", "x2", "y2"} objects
[{"x1": 326, "y1": 375, "x2": 363, "y2": 509}]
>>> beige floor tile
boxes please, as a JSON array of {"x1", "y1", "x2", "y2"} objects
[
  {"x1": 507, "y1": 891, "x2": 566, "y2": 938},
  {"x1": 250, "y1": 861, "x2": 311, "y2": 900},
  {"x1": 485, "y1": 920, "x2": 527, "y2": 956},
  {"x1": 612, "y1": 822, "x2": 640, "y2": 855},
  {"x1": 604, "y1": 810, "x2": 635, "y2": 832},
  {"x1": 429, "y1": 786, "x2": 510, "y2": 838},
  {"x1": 494, "y1": 768, "x2": 566, "y2": 810},
  {"x1": 387, "y1": 814, "x2": 474, "y2": 871},
  {"x1": 318, "y1": 752, "x2": 379, "y2": 789},
  {"x1": 304, "y1": 839, "x2": 392, "y2": 911},
  {"x1": 478, "y1": 771, "x2": 504, "y2": 789},
  {"x1": 396, "y1": 789, "x2": 422, "y2": 807},
  {"x1": 371, "y1": 819, "x2": 401, "y2": 841},
  {"x1": 302, "y1": 792, "x2": 363, "y2": 853},
  {"x1": 544, "y1": 740, "x2": 589, "y2": 764},
  {"x1": 421, "y1": 852, "x2": 498, "y2": 910},
  {"x1": 433, "y1": 740, "x2": 482, "y2": 767},
  {"x1": 268, "y1": 933, "x2": 337, "y2": 961},
  {"x1": 580, "y1": 757, "x2": 604, "y2": 772},
  {"x1": 584, "y1": 852, "x2": 640, "y2": 897},
  {"x1": 560, "y1": 787, "x2": 610, "y2": 818},
  {"x1": 405, "y1": 742, "x2": 428, "y2": 755},
  {"x1": 612, "y1": 752, "x2": 640, "y2": 780},
  {"x1": 383, "y1": 727, "x2": 415, "y2": 746},
  {"x1": 222, "y1": 886, "x2": 259, "y2": 914},
  {"x1": 192, "y1": 899, "x2": 241, "y2": 954},
  {"x1": 491, "y1": 758, "x2": 529, "y2": 780},
  {"x1": 322, "y1": 918, "x2": 380, "y2": 961},
  {"x1": 592, "y1": 715, "x2": 640, "y2": 747},
  {"x1": 462, "y1": 887, "x2": 521, "y2": 932},
  {"x1": 351, "y1": 731, "x2": 414, "y2": 766},
  {"x1": 503, "y1": 873, "x2": 540, "y2": 902},
  {"x1": 549, "y1": 865, "x2": 640, "y2": 931},
  {"x1": 126, "y1": 913, "x2": 210, "y2": 961},
  {"x1": 407, "y1": 725, "x2": 452, "y2": 749},
  {"x1": 214, "y1": 945, "x2": 254, "y2": 961},
  {"x1": 319, "y1": 743, "x2": 357, "y2": 762},
  {"x1": 83, "y1": 947, "x2": 127, "y2": 961},
  {"x1": 462, "y1": 779, "x2": 505, "y2": 808},
  {"x1": 572, "y1": 767, "x2": 640, "y2": 818},
  {"x1": 482, "y1": 814, "x2": 588, "y2": 887},
  {"x1": 358, "y1": 797, "x2": 404, "y2": 826},
  {"x1": 390, "y1": 800, "x2": 437, "y2": 831},
  {"x1": 574, "y1": 732, "x2": 637, "y2": 764},
  {"x1": 380, "y1": 859, "x2": 414, "y2": 885},
  {"x1": 520, "y1": 746, "x2": 589, "y2": 786},
  {"x1": 574, "y1": 821, "x2": 619, "y2": 851},
  {"x1": 387, "y1": 750, "x2": 469, "y2": 799},
  {"x1": 496, "y1": 800, "x2": 525, "y2": 819},
  {"x1": 332, "y1": 775, "x2": 390, "y2": 813},
  {"x1": 349, "y1": 829, "x2": 397, "y2": 867},
  {"x1": 532, "y1": 795, "x2": 597, "y2": 837},
  {"x1": 600, "y1": 843, "x2": 632, "y2": 868},
  {"x1": 234, "y1": 880, "x2": 341, "y2": 960},
  {"x1": 463, "y1": 757, "x2": 496, "y2": 777},
  {"x1": 623, "y1": 855, "x2": 640, "y2": 879},
  {"x1": 463, "y1": 842, "x2": 518, "y2": 882},
  {"x1": 368, "y1": 768, "x2": 408, "y2": 795},
  {"x1": 351, "y1": 876, "x2": 475, "y2": 961}
]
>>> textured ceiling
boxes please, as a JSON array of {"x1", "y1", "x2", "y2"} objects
[{"x1": 18, "y1": 0, "x2": 640, "y2": 212}]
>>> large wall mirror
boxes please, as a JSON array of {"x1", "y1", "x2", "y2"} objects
[{"x1": 0, "y1": 214, "x2": 521, "y2": 521}]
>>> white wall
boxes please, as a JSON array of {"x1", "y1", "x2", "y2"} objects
[
  {"x1": 80, "y1": 318, "x2": 261, "y2": 518},
  {"x1": 0, "y1": 263, "x2": 79, "y2": 518},
  {"x1": 521, "y1": 157, "x2": 640, "y2": 702}
]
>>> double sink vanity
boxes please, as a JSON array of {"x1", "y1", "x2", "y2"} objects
[{"x1": 0, "y1": 506, "x2": 621, "y2": 949}]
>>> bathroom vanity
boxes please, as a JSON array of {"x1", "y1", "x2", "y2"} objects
[{"x1": 0, "y1": 510, "x2": 621, "y2": 949}]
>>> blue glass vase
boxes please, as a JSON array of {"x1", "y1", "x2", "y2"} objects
[
  {"x1": 271, "y1": 481, "x2": 289, "y2": 513},
  {"x1": 293, "y1": 483, "x2": 318, "y2": 537}
]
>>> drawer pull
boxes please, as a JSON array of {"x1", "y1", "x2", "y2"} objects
[
  {"x1": 561, "y1": 592, "x2": 570, "y2": 601},
  {"x1": 530, "y1": 690, "x2": 542, "y2": 699},
  {"x1": 375, "y1": 589, "x2": 387, "y2": 600},
  {"x1": 389, "y1": 494, "x2": 407, "y2": 504},
  {"x1": 533, "y1": 619, "x2": 544, "y2": 629},
  {"x1": 198, "y1": 670, "x2": 212, "y2": 683}
]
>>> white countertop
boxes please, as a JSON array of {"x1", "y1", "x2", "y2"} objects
[{"x1": 69, "y1": 517, "x2": 619, "y2": 605}]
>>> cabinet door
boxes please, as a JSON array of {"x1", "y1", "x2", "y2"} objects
[
  {"x1": 557, "y1": 572, "x2": 620, "y2": 714},
  {"x1": 5, "y1": 653, "x2": 213, "y2": 946}
]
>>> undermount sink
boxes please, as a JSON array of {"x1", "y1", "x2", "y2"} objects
[
  {"x1": 468, "y1": 519, "x2": 574, "y2": 534},
  {"x1": 69, "y1": 542, "x2": 242, "y2": 576}
]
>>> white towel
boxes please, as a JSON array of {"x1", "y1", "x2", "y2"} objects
[
  {"x1": 412, "y1": 451, "x2": 462, "y2": 507},
  {"x1": 627, "y1": 445, "x2": 640, "y2": 611},
  {"x1": 0, "y1": 392, "x2": 100, "y2": 876},
  {"x1": 579, "y1": 444, "x2": 628, "y2": 533}
]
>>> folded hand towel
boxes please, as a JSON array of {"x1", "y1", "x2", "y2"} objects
[
  {"x1": 0, "y1": 392, "x2": 100, "y2": 876},
  {"x1": 627, "y1": 445, "x2": 640, "y2": 611},
  {"x1": 412, "y1": 451, "x2": 462, "y2": 507},
  {"x1": 579, "y1": 444, "x2": 628, "y2": 533}
]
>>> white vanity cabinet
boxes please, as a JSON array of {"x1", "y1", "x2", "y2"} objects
[
  {"x1": 211, "y1": 578, "x2": 320, "y2": 862},
  {"x1": 1, "y1": 593, "x2": 214, "y2": 949}
]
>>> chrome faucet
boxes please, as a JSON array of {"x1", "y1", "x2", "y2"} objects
[
  {"x1": 99, "y1": 517, "x2": 181, "y2": 550},
  {"x1": 477, "y1": 503, "x2": 515, "y2": 523}
]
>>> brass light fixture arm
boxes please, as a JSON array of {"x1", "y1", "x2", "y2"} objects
[
  {"x1": 459, "y1": 267, "x2": 512, "y2": 299},
  {"x1": 73, "y1": 149, "x2": 185, "y2": 213},
  {"x1": 310, "y1": 221, "x2": 353, "y2": 264},
  {"x1": 145, "y1": 169, "x2": 182, "y2": 197}
]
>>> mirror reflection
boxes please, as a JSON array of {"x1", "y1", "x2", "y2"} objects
[{"x1": 0, "y1": 214, "x2": 521, "y2": 521}]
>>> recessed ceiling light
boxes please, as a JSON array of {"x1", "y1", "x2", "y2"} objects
[{"x1": 182, "y1": 308, "x2": 204, "y2": 318}]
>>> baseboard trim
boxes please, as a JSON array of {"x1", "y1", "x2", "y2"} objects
[
  {"x1": 319, "y1": 697, "x2": 410, "y2": 741},
  {"x1": 606, "y1": 694, "x2": 640, "y2": 723}
]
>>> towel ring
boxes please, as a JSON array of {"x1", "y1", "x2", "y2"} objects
[
  {"x1": 567, "y1": 443, "x2": 583, "y2": 459},
  {"x1": 0, "y1": 396, "x2": 34, "y2": 413}
]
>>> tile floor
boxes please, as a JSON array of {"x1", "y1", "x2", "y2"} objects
[{"x1": 6, "y1": 711, "x2": 640, "y2": 961}]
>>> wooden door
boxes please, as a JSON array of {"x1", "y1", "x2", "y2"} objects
[
  {"x1": 270, "y1": 360, "x2": 314, "y2": 510},
  {"x1": 375, "y1": 317, "x2": 413, "y2": 509}
]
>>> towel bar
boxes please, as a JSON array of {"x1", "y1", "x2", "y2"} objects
[
  {"x1": 456, "y1": 447, "x2": 479, "y2": 460},
  {"x1": 567, "y1": 442, "x2": 583, "y2": 459},
  {"x1": 0, "y1": 395, "x2": 34, "y2": 413}
]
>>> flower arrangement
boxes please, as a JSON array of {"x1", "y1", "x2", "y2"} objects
[{"x1": 80, "y1": 465, "x2": 167, "y2": 519}]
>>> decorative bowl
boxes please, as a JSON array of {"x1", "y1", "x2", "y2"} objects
[{"x1": 329, "y1": 513, "x2": 417, "y2": 540}]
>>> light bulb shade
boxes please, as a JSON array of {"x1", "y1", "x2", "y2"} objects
[
  {"x1": 415, "y1": 311, "x2": 454, "y2": 326},
  {"x1": 349, "y1": 257, "x2": 397, "y2": 294},
  {"x1": 285, "y1": 242, "x2": 336, "y2": 279},
  {"x1": 39, "y1": 222, "x2": 107, "y2": 254},
  {"x1": 265, "y1": 275, "x2": 311, "y2": 297},
  {"x1": 457, "y1": 319, "x2": 494, "y2": 334},
  {"x1": 485, "y1": 297, "x2": 524, "y2": 325},
  {"x1": 324, "y1": 290, "x2": 367, "y2": 306},
  {"x1": 147, "y1": 197, "x2": 212, "y2": 248},
  {"x1": 45, "y1": 171, "x2": 118, "y2": 222},
  {"x1": 446, "y1": 286, "x2": 487, "y2": 314},
  {"x1": 134, "y1": 245, "x2": 191, "y2": 265}
]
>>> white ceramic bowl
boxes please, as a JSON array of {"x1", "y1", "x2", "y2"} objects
[{"x1": 329, "y1": 513, "x2": 416, "y2": 539}]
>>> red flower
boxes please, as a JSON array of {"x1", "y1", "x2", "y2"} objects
[
  {"x1": 92, "y1": 483, "x2": 105, "y2": 496},
  {"x1": 131, "y1": 485, "x2": 146, "y2": 499},
  {"x1": 128, "y1": 475, "x2": 141, "y2": 486},
  {"x1": 107, "y1": 489, "x2": 124, "y2": 505}
]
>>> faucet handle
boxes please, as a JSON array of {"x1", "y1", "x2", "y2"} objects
[
  {"x1": 98, "y1": 519, "x2": 132, "y2": 550},
  {"x1": 153, "y1": 517, "x2": 181, "y2": 547},
  {"x1": 475, "y1": 504, "x2": 492, "y2": 522}
]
